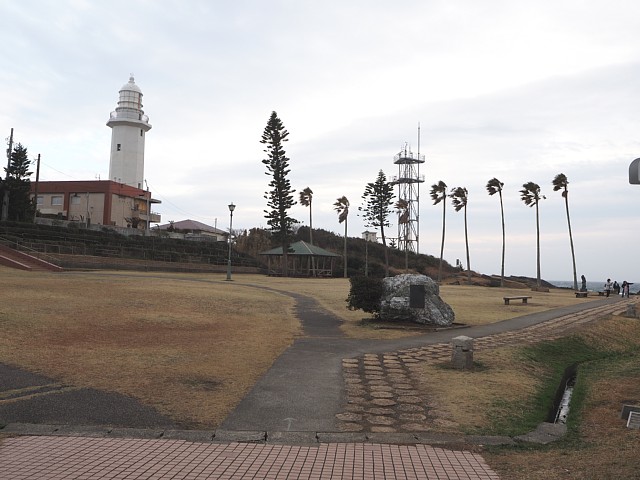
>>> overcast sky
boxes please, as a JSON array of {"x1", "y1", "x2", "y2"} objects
[{"x1": 2, "y1": 0, "x2": 639, "y2": 284}]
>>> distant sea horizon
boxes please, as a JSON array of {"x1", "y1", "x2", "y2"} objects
[{"x1": 550, "y1": 280, "x2": 639, "y2": 295}]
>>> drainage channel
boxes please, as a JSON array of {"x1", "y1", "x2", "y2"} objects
[{"x1": 549, "y1": 363, "x2": 578, "y2": 425}]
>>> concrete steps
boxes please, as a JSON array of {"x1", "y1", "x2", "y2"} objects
[{"x1": 0, "y1": 244, "x2": 63, "y2": 272}]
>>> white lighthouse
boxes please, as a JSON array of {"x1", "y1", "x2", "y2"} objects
[{"x1": 107, "y1": 76, "x2": 151, "y2": 189}]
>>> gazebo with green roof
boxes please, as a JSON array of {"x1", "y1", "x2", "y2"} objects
[{"x1": 259, "y1": 240, "x2": 341, "y2": 277}]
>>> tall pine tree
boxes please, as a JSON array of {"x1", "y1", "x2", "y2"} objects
[
  {"x1": 4, "y1": 143, "x2": 34, "y2": 222},
  {"x1": 359, "y1": 170, "x2": 395, "y2": 277},
  {"x1": 261, "y1": 111, "x2": 297, "y2": 276}
]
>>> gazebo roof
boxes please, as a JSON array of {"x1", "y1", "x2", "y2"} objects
[{"x1": 260, "y1": 240, "x2": 341, "y2": 257}]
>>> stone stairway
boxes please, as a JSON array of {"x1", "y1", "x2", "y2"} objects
[{"x1": 0, "y1": 244, "x2": 63, "y2": 272}]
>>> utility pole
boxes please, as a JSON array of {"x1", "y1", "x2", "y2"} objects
[
  {"x1": 1, "y1": 128, "x2": 14, "y2": 221},
  {"x1": 145, "y1": 179, "x2": 150, "y2": 234},
  {"x1": 33, "y1": 153, "x2": 41, "y2": 223}
]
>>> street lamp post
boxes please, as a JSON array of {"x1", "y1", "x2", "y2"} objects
[{"x1": 226, "y1": 203, "x2": 235, "y2": 281}]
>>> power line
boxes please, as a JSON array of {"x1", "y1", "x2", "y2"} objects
[
  {"x1": 145, "y1": 181, "x2": 213, "y2": 224},
  {"x1": 39, "y1": 162, "x2": 80, "y2": 179}
]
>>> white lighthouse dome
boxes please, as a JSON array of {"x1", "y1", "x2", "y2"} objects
[{"x1": 121, "y1": 75, "x2": 142, "y2": 94}]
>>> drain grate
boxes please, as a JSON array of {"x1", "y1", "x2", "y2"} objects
[{"x1": 627, "y1": 411, "x2": 640, "y2": 429}]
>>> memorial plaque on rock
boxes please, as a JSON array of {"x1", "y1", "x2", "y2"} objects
[
  {"x1": 380, "y1": 274, "x2": 455, "y2": 326},
  {"x1": 409, "y1": 284, "x2": 425, "y2": 308}
]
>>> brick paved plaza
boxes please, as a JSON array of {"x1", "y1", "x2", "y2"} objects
[{"x1": 0, "y1": 435, "x2": 499, "y2": 479}]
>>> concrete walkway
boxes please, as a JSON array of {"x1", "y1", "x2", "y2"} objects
[{"x1": 0, "y1": 283, "x2": 634, "y2": 479}]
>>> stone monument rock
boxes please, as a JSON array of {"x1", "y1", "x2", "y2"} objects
[{"x1": 380, "y1": 274, "x2": 455, "y2": 326}]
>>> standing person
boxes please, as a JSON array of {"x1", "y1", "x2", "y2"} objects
[
  {"x1": 604, "y1": 278, "x2": 613, "y2": 297},
  {"x1": 622, "y1": 281, "x2": 630, "y2": 298},
  {"x1": 613, "y1": 281, "x2": 620, "y2": 295}
]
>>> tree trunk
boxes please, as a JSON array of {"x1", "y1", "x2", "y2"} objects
[
  {"x1": 464, "y1": 206, "x2": 471, "y2": 284},
  {"x1": 380, "y1": 224, "x2": 389, "y2": 277},
  {"x1": 438, "y1": 202, "x2": 446, "y2": 283},
  {"x1": 309, "y1": 205, "x2": 315, "y2": 277},
  {"x1": 282, "y1": 242, "x2": 289, "y2": 277},
  {"x1": 565, "y1": 195, "x2": 578, "y2": 291},
  {"x1": 499, "y1": 192, "x2": 505, "y2": 287},
  {"x1": 535, "y1": 202, "x2": 541, "y2": 288},
  {"x1": 343, "y1": 219, "x2": 348, "y2": 278}
]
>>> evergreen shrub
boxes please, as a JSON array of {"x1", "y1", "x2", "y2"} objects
[{"x1": 346, "y1": 276, "x2": 384, "y2": 314}]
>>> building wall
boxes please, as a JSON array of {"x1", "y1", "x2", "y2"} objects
[
  {"x1": 31, "y1": 180, "x2": 159, "y2": 229},
  {"x1": 66, "y1": 192, "x2": 105, "y2": 224}
]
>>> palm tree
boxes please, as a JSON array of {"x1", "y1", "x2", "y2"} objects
[
  {"x1": 395, "y1": 198, "x2": 409, "y2": 272},
  {"x1": 520, "y1": 181, "x2": 545, "y2": 289},
  {"x1": 430, "y1": 180, "x2": 448, "y2": 283},
  {"x1": 334, "y1": 196, "x2": 349, "y2": 278},
  {"x1": 299, "y1": 187, "x2": 315, "y2": 276},
  {"x1": 552, "y1": 173, "x2": 578, "y2": 291},
  {"x1": 450, "y1": 187, "x2": 471, "y2": 284},
  {"x1": 299, "y1": 187, "x2": 313, "y2": 244},
  {"x1": 486, "y1": 178, "x2": 505, "y2": 287}
]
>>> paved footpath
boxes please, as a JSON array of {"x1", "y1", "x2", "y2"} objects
[
  {"x1": 0, "y1": 284, "x2": 635, "y2": 479},
  {"x1": 0, "y1": 435, "x2": 499, "y2": 479}
]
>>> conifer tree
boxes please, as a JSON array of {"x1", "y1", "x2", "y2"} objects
[
  {"x1": 359, "y1": 170, "x2": 394, "y2": 277},
  {"x1": 4, "y1": 143, "x2": 34, "y2": 222},
  {"x1": 261, "y1": 111, "x2": 297, "y2": 276}
]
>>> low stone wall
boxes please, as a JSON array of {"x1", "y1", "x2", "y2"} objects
[{"x1": 37, "y1": 254, "x2": 262, "y2": 274}]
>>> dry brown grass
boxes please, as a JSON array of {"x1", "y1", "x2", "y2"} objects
[
  {"x1": 431, "y1": 316, "x2": 640, "y2": 480},
  {"x1": 0, "y1": 268, "x2": 300, "y2": 427},
  {"x1": 2, "y1": 263, "x2": 634, "y2": 477},
  {"x1": 232, "y1": 275, "x2": 588, "y2": 338},
  {"x1": 412, "y1": 347, "x2": 546, "y2": 433},
  {"x1": 0, "y1": 269, "x2": 592, "y2": 427},
  {"x1": 438, "y1": 285, "x2": 587, "y2": 326}
]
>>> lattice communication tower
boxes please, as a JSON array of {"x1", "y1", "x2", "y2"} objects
[{"x1": 391, "y1": 140, "x2": 425, "y2": 254}]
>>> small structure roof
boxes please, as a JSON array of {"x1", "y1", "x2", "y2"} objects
[
  {"x1": 157, "y1": 219, "x2": 226, "y2": 235},
  {"x1": 260, "y1": 240, "x2": 340, "y2": 257}
]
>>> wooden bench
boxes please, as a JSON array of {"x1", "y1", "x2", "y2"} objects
[
  {"x1": 503, "y1": 295, "x2": 532, "y2": 305},
  {"x1": 575, "y1": 291, "x2": 588, "y2": 298}
]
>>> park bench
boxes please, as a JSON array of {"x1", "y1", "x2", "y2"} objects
[
  {"x1": 503, "y1": 295, "x2": 532, "y2": 305},
  {"x1": 575, "y1": 291, "x2": 588, "y2": 298}
]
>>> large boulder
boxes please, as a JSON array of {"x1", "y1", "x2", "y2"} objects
[{"x1": 380, "y1": 274, "x2": 455, "y2": 326}]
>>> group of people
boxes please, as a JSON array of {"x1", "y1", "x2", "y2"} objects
[{"x1": 604, "y1": 278, "x2": 632, "y2": 298}]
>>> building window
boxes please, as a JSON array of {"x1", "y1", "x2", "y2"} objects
[
  {"x1": 51, "y1": 196, "x2": 63, "y2": 206},
  {"x1": 117, "y1": 143, "x2": 121, "y2": 151},
  {"x1": 70, "y1": 195, "x2": 81, "y2": 205},
  {"x1": 140, "y1": 129, "x2": 143, "y2": 136},
  {"x1": 36, "y1": 196, "x2": 43, "y2": 205}
]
